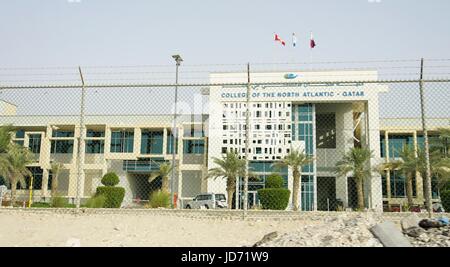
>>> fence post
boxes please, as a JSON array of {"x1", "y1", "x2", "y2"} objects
[
  {"x1": 243, "y1": 63, "x2": 251, "y2": 218},
  {"x1": 76, "y1": 66, "x2": 86, "y2": 209},
  {"x1": 418, "y1": 58, "x2": 433, "y2": 218}
]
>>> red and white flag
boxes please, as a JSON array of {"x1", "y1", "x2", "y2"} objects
[
  {"x1": 274, "y1": 33, "x2": 286, "y2": 46},
  {"x1": 310, "y1": 32, "x2": 316, "y2": 49}
]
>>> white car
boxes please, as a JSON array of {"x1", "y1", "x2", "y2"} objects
[{"x1": 185, "y1": 193, "x2": 228, "y2": 209}]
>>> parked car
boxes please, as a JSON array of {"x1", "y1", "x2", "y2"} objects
[{"x1": 185, "y1": 193, "x2": 228, "y2": 209}]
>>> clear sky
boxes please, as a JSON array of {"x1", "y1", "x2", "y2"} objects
[{"x1": 0, "y1": 0, "x2": 450, "y2": 67}]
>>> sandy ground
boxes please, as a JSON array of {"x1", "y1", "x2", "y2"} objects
[{"x1": 0, "y1": 211, "x2": 317, "y2": 247}]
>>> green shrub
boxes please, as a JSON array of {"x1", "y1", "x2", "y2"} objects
[
  {"x1": 441, "y1": 190, "x2": 450, "y2": 212},
  {"x1": 257, "y1": 188, "x2": 290, "y2": 210},
  {"x1": 31, "y1": 202, "x2": 51, "y2": 208},
  {"x1": 51, "y1": 196, "x2": 69, "y2": 208},
  {"x1": 148, "y1": 190, "x2": 171, "y2": 208},
  {"x1": 101, "y1": 172, "x2": 120, "y2": 187},
  {"x1": 265, "y1": 173, "x2": 284, "y2": 189},
  {"x1": 84, "y1": 195, "x2": 107, "y2": 208},
  {"x1": 96, "y1": 186, "x2": 125, "y2": 208}
]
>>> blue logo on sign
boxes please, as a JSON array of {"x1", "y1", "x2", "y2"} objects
[{"x1": 284, "y1": 73, "x2": 298, "y2": 79}]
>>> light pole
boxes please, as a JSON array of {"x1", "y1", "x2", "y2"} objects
[{"x1": 171, "y1": 55, "x2": 183, "y2": 209}]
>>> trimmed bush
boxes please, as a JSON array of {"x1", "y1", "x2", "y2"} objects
[
  {"x1": 148, "y1": 190, "x2": 171, "y2": 208},
  {"x1": 51, "y1": 196, "x2": 69, "y2": 208},
  {"x1": 31, "y1": 202, "x2": 51, "y2": 208},
  {"x1": 257, "y1": 188, "x2": 290, "y2": 210},
  {"x1": 84, "y1": 195, "x2": 107, "y2": 208},
  {"x1": 96, "y1": 187, "x2": 125, "y2": 208},
  {"x1": 101, "y1": 172, "x2": 120, "y2": 187},
  {"x1": 265, "y1": 173, "x2": 284, "y2": 189},
  {"x1": 441, "y1": 190, "x2": 450, "y2": 212}
]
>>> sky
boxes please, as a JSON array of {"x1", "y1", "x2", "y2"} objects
[
  {"x1": 0, "y1": 0, "x2": 450, "y2": 67},
  {"x1": 0, "y1": 0, "x2": 449, "y2": 119}
]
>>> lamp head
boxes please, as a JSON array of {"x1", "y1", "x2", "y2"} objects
[{"x1": 172, "y1": 54, "x2": 183, "y2": 65}]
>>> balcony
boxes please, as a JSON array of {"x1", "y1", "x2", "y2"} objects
[{"x1": 123, "y1": 158, "x2": 166, "y2": 173}]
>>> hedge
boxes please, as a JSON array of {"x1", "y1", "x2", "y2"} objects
[
  {"x1": 265, "y1": 174, "x2": 284, "y2": 189},
  {"x1": 441, "y1": 190, "x2": 450, "y2": 212},
  {"x1": 101, "y1": 172, "x2": 120, "y2": 187},
  {"x1": 257, "y1": 188, "x2": 290, "y2": 210},
  {"x1": 96, "y1": 187, "x2": 125, "y2": 208}
]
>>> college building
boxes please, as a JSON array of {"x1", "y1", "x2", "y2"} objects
[{"x1": 0, "y1": 70, "x2": 447, "y2": 210}]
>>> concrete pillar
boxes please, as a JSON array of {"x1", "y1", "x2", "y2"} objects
[
  {"x1": 385, "y1": 131, "x2": 392, "y2": 208},
  {"x1": 413, "y1": 131, "x2": 425, "y2": 204},
  {"x1": 41, "y1": 168, "x2": 49, "y2": 198},
  {"x1": 335, "y1": 103, "x2": 354, "y2": 208},
  {"x1": 366, "y1": 98, "x2": 383, "y2": 212}
]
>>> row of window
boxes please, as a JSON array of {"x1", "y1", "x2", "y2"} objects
[{"x1": 13, "y1": 130, "x2": 204, "y2": 155}]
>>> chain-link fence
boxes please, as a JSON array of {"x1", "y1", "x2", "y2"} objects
[{"x1": 0, "y1": 59, "x2": 449, "y2": 216}]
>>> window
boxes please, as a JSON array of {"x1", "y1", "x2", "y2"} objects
[
  {"x1": 28, "y1": 134, "x2": 42, "y2": 154},
  {"x1": 51, "y1": 140, "x2": 74, "y2": 154},
  {"x1": 183, "y1": 140, "x2": 205, "y2": 154},
  {"x1": 184, "y1": 125, "x2": 204, "y2": 137},
  {"x1": 110, "y1": 130, "x2": 134, "y2": 153},
  {"x1": 256, "y1": 111, "x2": 261, "y2": 117},
  {"x1": 316, "y1": 113, "x2": 336, "y2": 149},
  {"x1": 167, "y1": 130, "x2": 178, "y2": 154},
  {"x1": 15, "y1": 130, "x2": 25, "y2": 139},
  {"x1": 223, "y1": 125, "x2": 228, "y2": 130},
  {"x1": 17, "y1": 167, "x2": 43, "y2": 190},
  {"x1": 141, "y1": 130, "x2": 163, "y2": 154},
  {"x1": 256, "y1": 147, "x2": 262, "y2": 154},
  {"x1": 223, "y1": 139, "x2": 228, "y2": 144},
  {"x1": 266, "y1": 125, "x2": 272, "y2": 130},
  {"x1": 86, "y1": 140, "x2": 104, "y2": 154},
  {"x1": 221, "y1": 147, "x2": 227, "y2": 154},
  {"x1": 52, "y1": 130, "x2": 74, "y2": 138},
  {"x1": 87, "y1": 130, "x2": 105, "y2": 138}
]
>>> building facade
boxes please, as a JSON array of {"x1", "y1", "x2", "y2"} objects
[{"x1": 1, "y1": 70, "x2": 448, "y2": 210}]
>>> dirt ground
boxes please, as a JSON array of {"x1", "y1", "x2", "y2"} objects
[{"x1": 0, "y1": 210, "x2": 317, "y2": 247}]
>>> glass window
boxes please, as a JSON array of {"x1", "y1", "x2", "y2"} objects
[
  {"x1": 52, "y1": 130, "x2": 74, "y2": 138},
  {"x1": 51, "y1": 140, "x2": 74, "y2": 154},
  {"x1": 183, "y1": 140, "x2": 205, "y2": 154},
  {"x1": 15, "y1": 130, "x2": 25, "y2": 139},
  {"x1": 167, "y1": 131, "x2": 178, "y2": 154},
  {"x1": 86, "y1": 140, "x2": 105, "y2": 154},
  {"x1": 28, "y1": 134, "x2": 42, "y2": 154},
  {"x1": 87, "y1": 130, "x2": 105, "y2": 138},
  {"x1": 17, "y1": 167, "x2": 43, "y2": 190},
  {"x1": 141, "y1": 130, "x2": 163, "y2": 154},
  {"x1": 110, "y1": 130, "x2": 134, "y2": 153}
]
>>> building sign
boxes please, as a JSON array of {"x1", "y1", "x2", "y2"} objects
[{"x1": 219, "y1": 83, "x2": 368, "y2": 100}]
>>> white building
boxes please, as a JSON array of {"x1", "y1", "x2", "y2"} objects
[{"x1": 208, "y1": 70, "x2": 388, "y2": 211}]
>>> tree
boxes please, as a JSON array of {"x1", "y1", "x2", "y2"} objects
[
  {"x1": 50, "y1": 162, "x2": 64, "y2": 197},
  {"x1": 273, "y1": 150, "x2": 313, "y2": 211},
  {"x1": 336, "y1": 147, "x2": 373, "y2": 210},
  {"x1": 0, "y1": 125, "x2": 13, "y2": 153},
  {"x1": 206, "y1": 152, "x2": 246, "y2": 209},
  {"x1": 148, "y1": 162, "x2": 173, "y2": 193},
  {"x1": 1, "y1": 143, "x2": 33, "y2": 206},
  {"x1": 377, "y1": 145, "x2": 418, "y2": 208}
]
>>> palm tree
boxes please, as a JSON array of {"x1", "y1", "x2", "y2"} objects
[
  {"x1": 335, "y1": 147, "x2": 373, "y2": 210},
  {"x1": 273, "y1": 150, "x2": 313, "y2": 211},
  {"x1": 206, "y1": 152, "x2": 246, "y2": 209},
  {"x1": 50, "y1": 162, "x2": 64, "y2": 197},
  {"x1": 1, "y1": 143, "x2": 33, "y2": 206},
  {"x1": 148, "y1": 162, "x2": 173, "y2": 193},
  {"x1": 0, "y1": 125, "x2": 13, "y2": 153},
  {"x1": 378, "y1": 145, "x2": 418, "y2": 208}
]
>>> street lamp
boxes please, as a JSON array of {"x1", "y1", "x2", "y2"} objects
[{"x1": 171, "y1": 54, "x2": 182, "y2": 209}]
